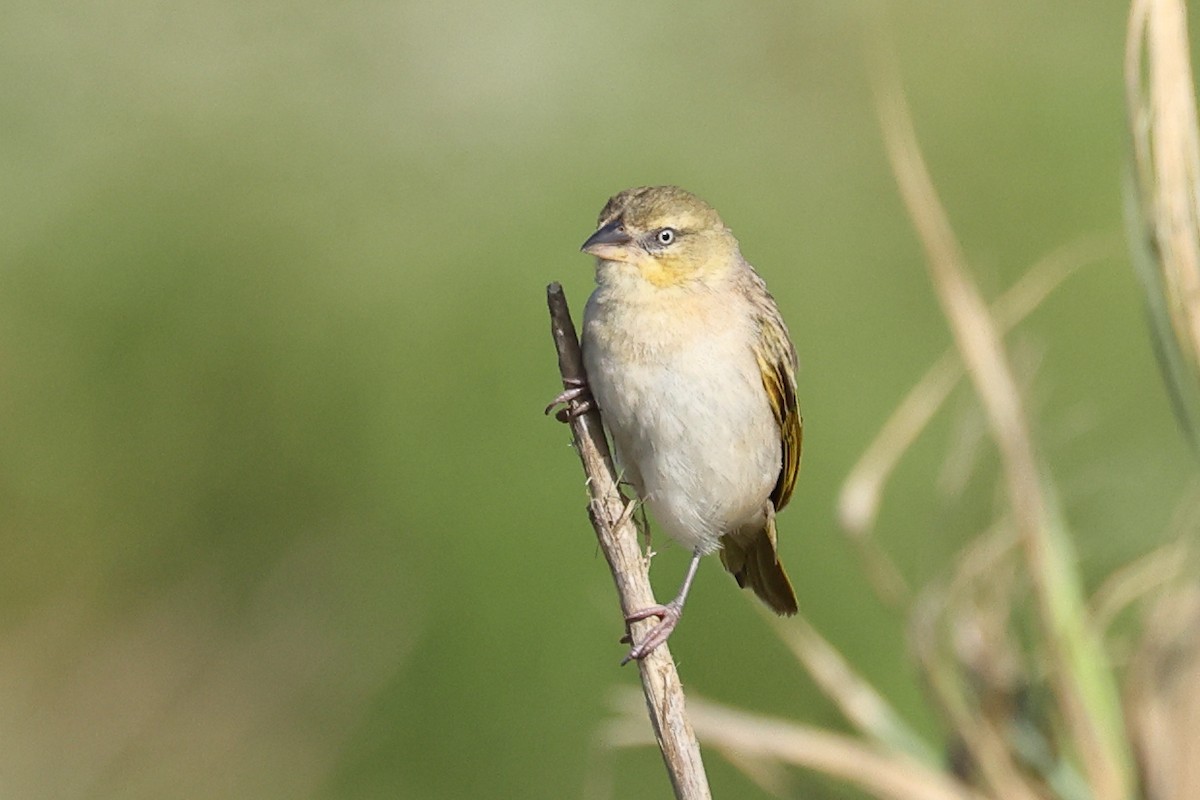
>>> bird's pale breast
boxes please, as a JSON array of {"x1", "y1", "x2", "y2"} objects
[{"x1": 582, "y1": 285, "x2": 780, "y2": 554}]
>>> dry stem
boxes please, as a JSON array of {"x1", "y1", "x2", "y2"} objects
[
  {"x1": 546, "y1": 282, "x2": 711, "y2": 800},
  {"x1": 873, "y1": 60, "x2": 1132, "y2": 800},
  {"x1": 605, "y1": 691, "x2": 989, "y2": 800}
]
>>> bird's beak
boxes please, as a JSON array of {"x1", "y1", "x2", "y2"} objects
[{"x1": 581, "y1": 219, "x2": 634, "y2": 261}]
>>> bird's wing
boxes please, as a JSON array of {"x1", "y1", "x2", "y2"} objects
[{"x1": 753, "y1": 301, "x2": 802, "y2": 511}]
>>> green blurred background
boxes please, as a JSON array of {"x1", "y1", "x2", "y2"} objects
[{"x1": 1, "y1": 1, "x2": 1194, "y2": 797}]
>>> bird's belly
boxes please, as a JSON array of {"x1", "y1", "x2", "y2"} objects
[{"x1": 593, "y1": 341, "x2": 780, "y2": 554}]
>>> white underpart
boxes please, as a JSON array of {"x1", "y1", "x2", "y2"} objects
[{"x1": 582, "y1": 264, "x2": 780, "y2": 555}]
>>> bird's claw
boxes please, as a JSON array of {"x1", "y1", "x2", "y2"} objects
[
  {"x1": 620, "y1": 601, "x2": 683, "y2": 665},
  {"x1": 544, "y1": 377, "x2": 593, "y2": 422}
]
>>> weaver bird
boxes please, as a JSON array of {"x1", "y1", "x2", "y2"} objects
[{"x1": 553, "y1": 185, "x2": 801, "y2": 662}]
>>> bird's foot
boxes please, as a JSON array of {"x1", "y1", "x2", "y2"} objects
[
  {"x1": 544, "y1": 377, "x2": 593, "y2": 422},
  {"x1": 619, "y1": 600, "x2": 683, "y2": 665}
]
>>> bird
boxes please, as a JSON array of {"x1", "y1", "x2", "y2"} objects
[{"x1": 554, "y1": 185, "x2": 802, "y2": 663}]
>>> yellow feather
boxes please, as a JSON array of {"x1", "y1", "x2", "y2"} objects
[{"x1": 753, "y1": 307, "x2": 802, "y2": 511}]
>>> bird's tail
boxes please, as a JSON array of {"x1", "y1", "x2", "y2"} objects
[{"x1": 719, "y1": 506, "x2": 798, "y2": 615}]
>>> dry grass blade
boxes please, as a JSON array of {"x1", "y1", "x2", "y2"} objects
[
  {"x1": 1125, "y1": 0, "x2": 1200, "y2": 456},
  {"x1": 837, "y1": 348, "x2": 958, "y2": 602},
  {"x1": 604, "y1": 690, "x2": 991, "y2": 800},
  {"x1": 911, "y1": 525, "x2": 1046, "y2": 800},
  {"x1": 1091, "y1": 536, "x2": 1191, "y2": 635},
  {"x1": 839, "y1": 237, "x2": 1113, "y2": 606},
  {"x1": 763, "y1": 608, "x2": 939, "y2": 766},
  {"x1": 1125, "y1": 585, "x2": 1200, "y2": 800},
  {"x1": 873, "y1": 58, "x2": 1132, "y2": 800},
  {"x1": 711, "y1": 751, "x2": 793, "y2": 799}
]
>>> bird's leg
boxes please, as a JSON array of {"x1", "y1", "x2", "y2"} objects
[
  {"x1": 544, "y1": 377, "x2": 593, "y2": 422},
  {"x1": 620, "y1": 549, "x2": 703, "y2": 665}
]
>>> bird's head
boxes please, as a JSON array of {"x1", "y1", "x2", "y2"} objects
[{"x1": 581, "y1": 186, "x2": 741, "y2": 288}]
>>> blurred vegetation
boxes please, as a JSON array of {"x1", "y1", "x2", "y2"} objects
[{"x1": 0, "y1": 1, "x2": 1194, "y2": 798}]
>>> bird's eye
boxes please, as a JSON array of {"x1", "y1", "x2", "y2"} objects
[{"x1": 655, "y1": 228, "x2": 676, "y2": 245}]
